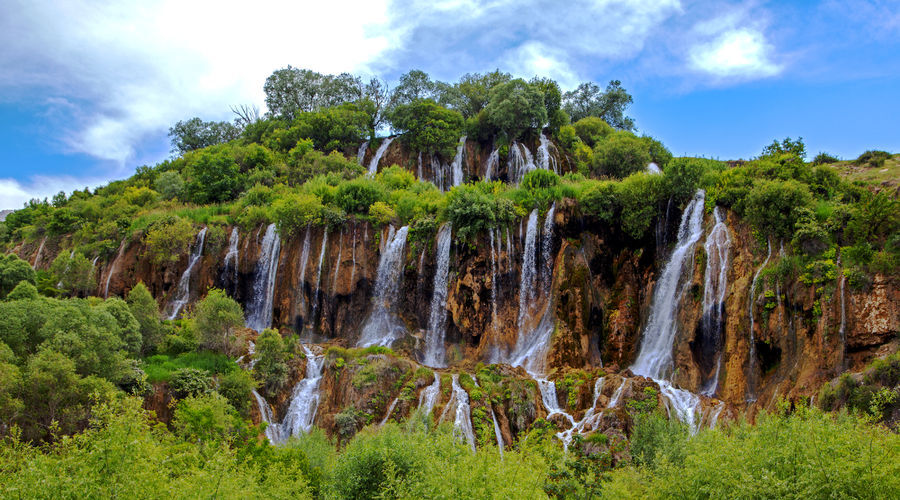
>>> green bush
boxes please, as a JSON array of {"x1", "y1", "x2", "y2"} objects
[
  {"x1": 445, "y1": 183, "x2": 517, "y2": 242},
  {"x1": 617, "y1": 172, "x2": 667, "y2": 239},
  {"x1": 143, "y1": 216, "x2": 197, "y2": 266},
  {"x1": 254, "y1": 328, "x2": 290, "y2": 394},
  {"x1": 592, "y1": 131, "x2": 652, "y2": 179},
  {"x1": 168, "y1": 367, "x2": 212, "y2": 398},
  {"x1": 743, "y1": 179, "x2": 814, "y2": 237},
  {"x1": 389, "y1": 99, "x2": 465, "y2": 156},
  {"x1": 335, "y1": 178, "x2": 386, "y2": 214},
  {"x1": 218, "y1": 368, "x2": 259, "y2": 415},
  {"x1": 273, "y1": 192, "x2": 324, "y2": 235},
  {"x1": 154, "y1": 170, "x2": 184, "y2": 200},
  {"x1": 191, "y1": 289, "x2": 244, "y2": 355},
  {"x1": 0, "y1": 253, "x2": 35, "y2": 299},
  {"x1": 572, "y1": 117, "x2": 613, "y2": 147},
  {"x1": 855, "y1": 150, "x2": 891, "y2": 168}
]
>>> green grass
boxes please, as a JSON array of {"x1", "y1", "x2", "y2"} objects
[
  {"x1": 142, "y1": 351, "x2": 238, "y2": 383},
  {"x1": 828, "y1": 154, "x2": 900, "y2": 185}
]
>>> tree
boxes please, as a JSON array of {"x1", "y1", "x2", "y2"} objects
[
  {"x1": 743, "y1": 179, "x2": 814, "y2": 237},
  {"x1": 192, "y1": 289, "x2": 244, "y2": 355},
  {"x1": 387, "y1": 70, "x2": 438, "y2": 111},
  {"x1": 452, "y1": 70, "x2": 512, "y2": 118},
  {"x1": 154, "y1": 171, "x2": 184, "y2": 200},
  {"x1": 218, "y1": 369, "x2": 258, "y2": 415},
  {"x1": 98, "y1": 297, "x2": 142, "y2": 356},
  {"x1": 182, "y1": 149, "x2": 243, "y2": 204},
  {"x1": 253, "y1": 328, "x2": 289, "y2": 394},
  {"x1": 592, "y1": 131, "x2": 652, "y2": 178},
  {"x1": 263, "y1": 66, "x2": 363, "y2": 120},
  {"x1": 126, "y1": 282, "x2": 164, "y2": 355},
  {"x1": 168, "y1": 118, "x2": 240, "y2": 155},
  {"x1": 292, "y1": 104, "x2": 370, "y2": 152},
  {"x1": 389, "y1": 99, "x2": 465, "y2": 156},
  {"x1": 0, "y1": 253, "x2": 35, "y2": 299},
  {"x1": 143, "y1": 216, "x2": 197, "y2": 266},
  {"x1": 572, "y1": 117, "x2": 614, "y2": 148},
  {"x1": 530, "y1": 77, "x2": 565, "y2": 131},
  {"x1": 50, "y1": 251, "x2": 95, "y2": 297},
  {"x1": 563, "y1": 80, "x2": 634, "y2": 130},
  {"x1": 484, "y1": 79, "x2": 547, "y2": 139}
]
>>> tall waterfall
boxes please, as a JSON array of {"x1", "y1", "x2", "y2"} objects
[
  {"x1": 630, "y1": 190, "x2": 706, "y2": 431},
  {"x1": 245, "y1": 224, "x2": 281, "y2": 332},
  {"x1": 423, "y1": 224, "x2": 453, "y2": 367},
  {"x1": 746, "y1": 238, "x2": 771, "y2": 402},
  {"x1": 417, "y1": 372, "x2": 441, "y2": 417},
  {"x1": 536, "y1": 133, "x2": 558, "y2": 173},
  {"x1": 309, "y1": 230, "x2": 329, "y2": 327},
  {"x1": 104, "y1": 238, "x2": 127, "y2": 298},
  {"x1": 357, "y1": 226, "x2": 409, "y2": 347},
  {"x1": 295, "y1": 226, "x2": 313, "y2": 321},
  {"x1": 367, "y1": 137, "x2": 394, "y2": 175},
  {"x1": 489, "y1": 229, "x2": 500, "y2": 328},
  {"x1": 516, "y1": 209, "x2": 540, "y2": 334},
  {"x1": 252, "y1": 390, "x2": 277, "y2": 442},
  {"x1": 484, "y1": 148, "x2": 499, "y2": 180},
  {"x1": 699, "y1": 207, "x2": 731, "y2": 396},
  {"x1": 222, "y1": 228, "x2": 240, "y2": 295},
  {"x1": 331, "y1": 229, "x2": 343, "y2": 294},
  {"x1": 450, "y1": 135, "x2": 466, "y2": 187},
  {"x1": 507, "y1": 142, "x2": 536, "y2": 184},
  {"x1": 268, "y1": 345, "x2": 325, "y2": 442},
  {"x1": 356, "y1": 141, "x2": 368, "y2": 164},
  {"x1": 439, "y1": 375, "x2": 476, "y2": 452},
  {"x1": 32, "y1": 236, "x2": 47, "y2": 269},
  {"x1": 838, "y1": 253, "x2": 847, "y2": 369},
  {"x1": 167, "y1": 227, "x2": 208, "y2": 320}
]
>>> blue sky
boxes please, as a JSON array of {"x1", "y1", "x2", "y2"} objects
[{"x1": 1, "y1": 0, "x2": 898, "y2": 208}]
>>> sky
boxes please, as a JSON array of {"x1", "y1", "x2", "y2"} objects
[{"x1": 1, "y1": 0, "x2": 898, "y2": 209}]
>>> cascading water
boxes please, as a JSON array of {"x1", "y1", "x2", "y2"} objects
[
  {"x1": 245, "y1": 224, "x2": 281, "y2": 332},
  {"x1": 630, "y1": 190, "x2": 706, "y2": 431},
  {"x1": 489, "y1": 229, "x2": 499, "y2": 328},
  {"x1": 450, "y1": 135, "x2": 466, "y2": 187},
  {"x1": 295, "y1": 227, "x2": 313, "y2": 324},
  {"x1": 541, "y1": 203, "x2": 556, "y2": 294},
  {"x1": 440, "y1": 375, "x2": 476, "y2": 452},
  {"x1": 104, "y1": 238, "x2": 127, "y2": 298},
  {"x1": 32, "y1": 236, "x2": 47, "y2": 269},
  {"x1": 507, "y1": 142, "x2": 536, "y2": 184},
  {"x1": 423, "y1": 224, "x2": 453, "y2": 367},
  {"x1": 309, "y1": 230, "x2": 329, "y2": 327},
  {"x1": 356, "y1": 141, "x2": 368, "y2": 164},
  {"x1": 380, "y1": 397, "x2": 400, "y2": 426},
  {"x1": 269, "y1": 344, "x2": 324, "y2": 441},
  {"x1": 484, "y1": 148, "x2": 499, "y2": 180},
  {"x1": 222, "y1": 227, "x2": 240, "y2": 295},
  {"x1": 746, "y1": 239, "x2": 772, "y2": 402},
  {"x1": 253, "y1": 390, "x2": 278, "y2": 442},
  {"x1": 536, "y1": 133, "x2": 558, "y2": 173},
  {"x1": 349, "y1": 226, "x2": 358, "y2": 286},
  {"x1": 367, "y1": 137, "x2": 394, "y2": 175},
  {"x1": 357, "y1": 226, "x2": 409, "y2": 347},
  {"x1": 699, "y1": 207, "x2": 731, "y2": 396},
  {"x1": 491, "y1": 408, "x2": 504, "y2": 456},
  {"x1": 167, "y1": 227, "x2": 208, "y2": 320},
  {"x1": 516, "y1": 209, "x2": 540, "y2": 335},
  {"x1": 331, "y1": 229, "x2": 343, "y2": 294},
  {"x1": 556, "y1": 377, "x2": 606, "y2": 449},
  {"x1": 417, "y1": 152, "x2": 423, "y2": 180},
  {"x1": 647, "y1": 162, "x2": 662, "y2": 174},
  {"x1": 417, "y1": 372, "x2": 441, "y2": 417}
]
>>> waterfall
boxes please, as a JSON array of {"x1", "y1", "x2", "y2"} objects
[
  {"x1": 252, "y1": 390, "x2": 278, "y2": 442},
  {"x1": 631, "y1": 190, "x2": 706, "y2": 379},
  {"x1": 516, "y1": 209, "x2": 540, "y2": 334},
  {"x1": 417, "y1": 372, "x2": 441, "y2": 417},
  {"x1": 536, "y1": 133, "x2": 558, "y2": 173},
  {"x1": 270, "y1": 345, "x2": 325, "y2": 441},
  {"x1": 356, "y1": 141, "x2": 369, "y2": 164},
  {"x1": 838, "y1": 254, "x2": 847, "y2": 369},
  {"x1": 245, "y1": 224, "x2": 281, "y2": 332},
  {"x1": 440, "y1": 375, "x2": 476, "y2": 452},
  {"x1": 423, "y1": 224, "x2": 453, "y2": 367},
  {"x1": 699, "y1": 207, "x2": 731, "y2": 396},
  {"x1": 607, "y1": 378, "x2": 628, "y2": 408},
  {"x1": 295, "y1": 227, "x2": 313, "y2": 323},
  {"x1": 708, "y1": 402, "x2": 726, "y2": 429},
  {"x1": 331, "y1": 229, "x2": 343, "y2": 295},
  {"x1": 367, "y1": 137, "x2": 394, "y2": 175},
  {"x1": 417, "y1": 152, "x2": 423, "y2": 180},
  {"x1": 630, "y1": 190, "x2": 706, "y2": 431},
  {"x1": 746, "y1": 238, "x2": 772, "y2": 402},
  {"x1": 450, "y1": 135, "x2": 466, "y2": 187},
  {"x1": 505, "y1": 227, "x2": 513, "y2": 271},
  {"x1": 489, "y1": 229, "x2": 499, "y2": 328},
  {"x1": 380, "y1": 397, "x2": 400, "y2": 426},
  {"x1": 484, "y1": 148, "x2": 499, "y2": 180},
  {"x1": 167, "y1": 227, "x2": 208, "y2": 320},
  {"x1": 647, "y1": 162, "x2": 662, "y2": 174},
  {"x1": 349, "y1": 226, "x2": 358, "y2": 286},
  {"x1": 541, "y1": 203, "x2": 556, "y2": 294},
  {"x1": 490, "y1": 408, "x2": 504, "y2": 456},
  {"x1": 556, "y1": 377, "x2": 606, "y2": 449},
  {"x1": 430, "y1": 154, "x2": 448, "y2": 192},
  {"x1": 309, "y1": 230, "x2": 329, "y2": 327},
  {"x1": 507, "y1": 142, "x2": 536, "y2": 184},
  {"x1": 104, "y1": 238, "x2": 127, "y2": 298},
  {"x1": 32, "y1": 236, "x2": 47, "y2": 269},
  {"x1": 222, "y1": 228, "x2": 240, "y2": 295},
  {"x1": 357, "y1": 226, "x2": 409, "y2": 347}
]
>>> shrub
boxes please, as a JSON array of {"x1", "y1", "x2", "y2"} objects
[
  {"x1": 368, "y1": 201, "x2": 396, "y2": 226},
  {"x1": 592, "y1": 131, "x2": 651, "y2": 179},
  {"x1": 273, "y1": 192, "x2": 324, "y2": 235},
  {"x1": 50, "y1": 251, "x2": 95, "y2": 296},
  {"x1": 445, "y1": 183, "x2": 516, "y2": 242},
  {"x1": 517, "y1": 169, "x2": 561, "y2": 211},
  {"x1": 335, "y1": 178, "x2": 386, "y2": 214},
  {"x1": 154, "y1": 171, "x2": 184, "y2": 200},
  {"x1": 743, "y1": 179, "x2": 814, "y2": 238},
  {"x1": 218, "y1": 369, "x2": 258, "y2": 415},
  {"x1": 143, "y1": 216, "x2": 197, "y2": 266},
  {"x1": 617, "y1": 172, "x2": 667, "y2": 239},
  {"x1": 182, "y1": 149, "x2": 243, "y2": 204},
  {"x1": 572, "y1": 117, "x2": 613, "y2": 148},
  {"x1": 812, "y1": 152, "x2": 839, "y2": 165},
  {"x1": 855, "y1": 150, "x2": 891, "y2": 168},
  {"x1": 192, "y1": 289, "x2": 244, "y2": 355},
  {"x1": 169, "y1": 367, "x2": 212, "y2": 398},
  {"x1": 0, "y1": 253, "x2": 35, "y2": 299},
  {"x1": 254, "y1": 328, "x2": 289, "y2": 394}
]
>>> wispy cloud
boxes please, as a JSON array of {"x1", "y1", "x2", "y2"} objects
[
  {"x1": 0, "y1": 174, "x2": 109, "y2": 210},
  {"x1": 689, "y1": 28, "x2": 781, "y2": 80}
]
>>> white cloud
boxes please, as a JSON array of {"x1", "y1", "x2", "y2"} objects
[
  {"x1": 690, "y1": 28, "x2": 781, "y2": 79},
  {"x1": 0, "y1": 0, "x2": 392, "y2": 165},
  {"x1": 0, "y1": 175, "x2": 108, "y2": 210},
  {"x1": 501, "y1": 42, "x2": 580, "y2": 89}
]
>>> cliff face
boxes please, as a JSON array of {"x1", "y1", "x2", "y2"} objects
[{"x1": 12, "y1": 138, "x2": 898, "y2": 441}]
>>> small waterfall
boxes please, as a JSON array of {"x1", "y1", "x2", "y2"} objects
[
  {"x1": 423, "y1": 224, "x2": 453, "y2": 367},
  {"x1": 505, "y1": 227, "x2": 513, "y2": 271},
  {"x1": 536, "y1": 133, "x2": 558, "y2": 173},
  {"x1": 252, "y1": 390, "x2": 278, "y2": 442},
  {"x1": 699, "y1": 207, "x2": 731, "y2": 396},
  {"x1": 32, "y1": 236, "x2": 47, "y2": 269},
  {"x1": 271, "y1": 345, "x2": 325, "y2": 441},
  {"x1": 331, "y1": 229, "x2": 343, "y2": 295},
  {"x1": 357, "y1": 226, "x2": 409, "y2": 347},
  {"x1": 658, "y1": 380, "x2": 701, "y2": 433},
  {"x1": 516, "y1": 209, "x2": 540, "y2": 333},
  {"x1": 631, "y1": 190, "x2": 706, "y2": 379},
  {"x1": 441, "y1": 375, "x2": 476, "y2": 452},
  {"x1": 167, "y1": 227, "x2": 208, "y2": 320},
  {"x1": 295, "y1": 227, "x2": 313, "y2": 321},
  {"x1": 746, "y1": 238, "x2": 772, "y2": 402},
  {"x1": 417, "y1": 372, "x2": 441, "y2": 417},
  {"x1": 104, "y1": 238, "x2": 127, "y2": 298},
  {"x1": 349, "y1": 226, "x2": 358, "y2": 286},
  {"x1": 607, "y1": 378, "x2": 628, "y2": 408},
  {"x1": 367, "y1": 137, "x2": 394, "y2": 175},
  {"x1": 708, "y1": 402, "x2": 726, "y2": 429},
  {"x1": 380, "y1": 397, "x2": 400, "y2": 426},
  {"x1": 450, "y1": 135, "x2": 467, "y2": 187},
  {"x1": 489, "y1": 229, "x2": 499, "y2": 328},
  {"x1": 838, "y1": 254, "x2": 847, "y2": 369},
  {"x1": 245, "y1": 224, "x2": 281, "y2": 332},
  {"x1": 430, "y1": 154, "x2": 449, "y2": 192},
  {"x1": 484, "y1": 148, "x2": 499, "y2": 180},
  {"x1": 417, "y1": 152, "x2": 423, "y2": 180},
  {"x1": 507, "y1": 142, "x2": 536, "y2": 184},
  {"x1": 541, "y1": 203, "x2": 556, "y2": 294},
  {"x1": 222, "y1": 228, "x2": 240, "y2": 295},
  {"x1": 556, "y1": 377, "x2": 606, "y2": 449},
  {"x1": 90, "y1": 256, "x2": 99, "y2": 278},
  {"x1": 646, "y1": 162, "x2": 662, "y2": 174},
  {"x1": 309, "y1": 230, "x2": 329, "y2": 326},
  {"x1": 356, "y1": 141, "x2": 369, "y2": 164}
]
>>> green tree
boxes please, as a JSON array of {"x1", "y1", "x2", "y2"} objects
[
  {"x1": 292, "y1": 104, "x2": 370, "y2": 152},
  {"x1": 484, "y1": 79, "x2": 547, "y2": 139},
  {"x1": 98, "y1": 297, "x2": 143, "y2": 356},
  {"x1": 452, "y1": 70, "x2": 512, "y2": 118},
  {"x1": 592, "y1": 131, "x2": 652, "y2": 178},
  {"x1": 218, "y1": 369, "x2": 258, "y2": 415},
  {"x1": 49, "y1": 251, "x2": 95, "y2": 297},
  {"x1": 389, "y1": 99, "x2": 465, "y2": 157},
  {"x1": 563, "y1": 80, "x2": 634, "y2": 130},
  {"x1": 273, "y1": 192, "x2": 324, "y2": 236},
  {"x1": 153, "y1": 170, "x2": 184, "y2": 200},
  {"x1": 530, "y1": 77, "x2": 565, "y2": 131},
  {"x1": 192, "y1": 289, "x2": 244, "y2": 355},
  {"x1": 183, "y1": 149, "x2": 243, "y2": 204},
  {"x1": 335, "y1": 178, "x2": 386, "y2": 214},
  {"x1": 143, "y1": 216, "x2": 197, "y2": 266},
  {"x1": 743, "y1": 179, "x2": 814, "y2": 237},
  {"x1": 253, "y1": 328, "x2": 290, "y2": 395},
  {"x1": 445, "y1": 183, "x2": 517, "y2": 242},
  {"x1": 572, "y1": 117, "x2": 614, "y2": 148},
  {"x1": 0, "y1": 253, "x2": 35, "y2": 299},
  {"x1": 126, "y1": 282, "x2": 164, "y2": 354},
  {"x1": 168, "y1": 117, "x2": 240, "y2": 155},
  {"x1": 172, "y1": 392, "x2": 245, "y2": 443},
  {"x1": 263, "y1": 66, "x2": 363, "y2": 120}
]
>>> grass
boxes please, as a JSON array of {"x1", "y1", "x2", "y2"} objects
[
  {"x1": 826, "y1": 154, "x2": 900, "y2": 185},
  {"x1": 142, "y1": 351, "x2": 238, "y2": 383}
]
